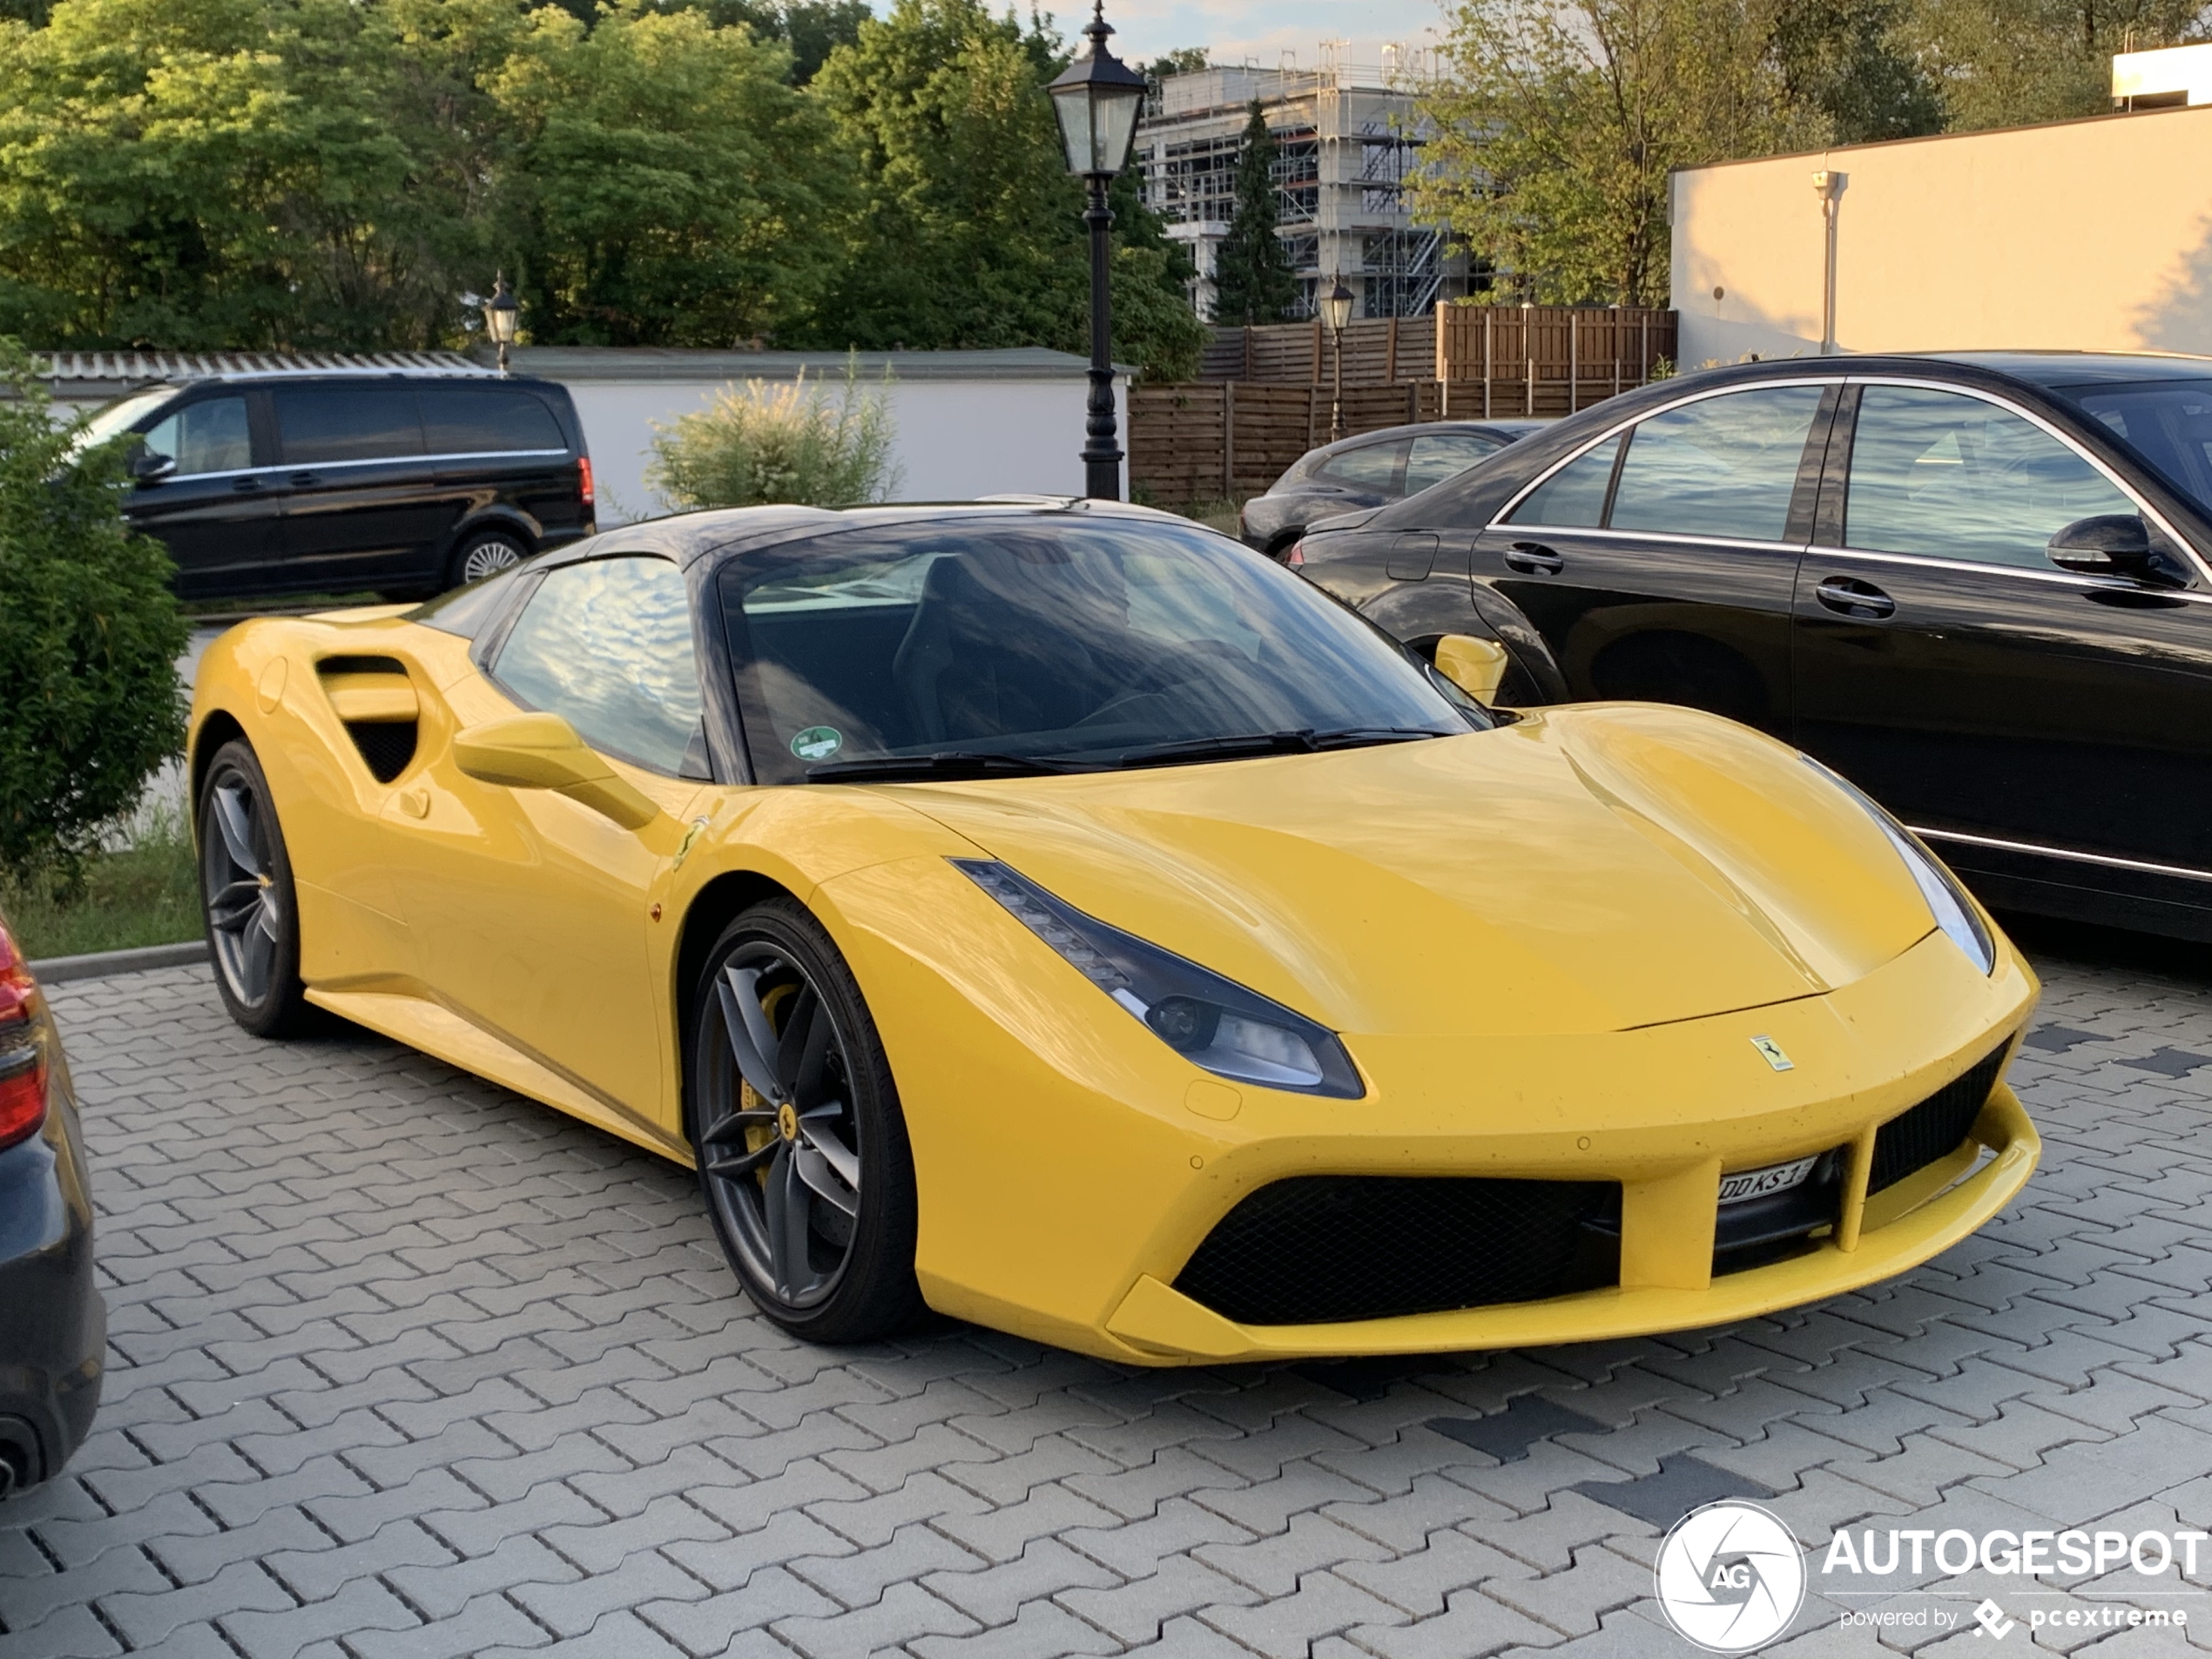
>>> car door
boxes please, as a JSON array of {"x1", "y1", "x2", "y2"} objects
[
  {"x1": 418, "y1": 381, "x2": 577, "y2": 577},
  {"x1": 125, "y1": 391, "x2": 282, "y2": 599},
  {"x1": 1793, "y1": 379, "x2": 2212, "y2": 878},
  {"x1": 271, "y1": 382, "x2": 444, "y2": 593},
  {"x1": 383, "y1": 553, "x2": 711, "y2": 1117},
  {"x1": 1472, "y1": 382, "x2": 1836, "y2": 737}
]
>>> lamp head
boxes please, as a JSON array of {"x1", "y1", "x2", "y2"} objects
[
  {"x1": 482, "y1": 273, "x2": 520, "y2": 346},
  {"x1": 1049, "y1": 2, "x2": 1149, "y2": 178}
]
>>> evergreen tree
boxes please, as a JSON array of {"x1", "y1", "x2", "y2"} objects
[{"x1": 1210, "y1": 101, "x2": 1297, "y2": 326}]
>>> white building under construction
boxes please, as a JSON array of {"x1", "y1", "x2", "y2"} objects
[{"x1": 1136, "y1": 44, "x2": 1473, "y2": 323}]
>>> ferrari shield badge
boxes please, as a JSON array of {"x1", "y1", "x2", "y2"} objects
[{"x1": 1750, "y1": 1035, "x2": 1794, "y2": 1072}]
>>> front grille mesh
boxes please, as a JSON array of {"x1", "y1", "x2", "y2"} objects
[
  {"x1": 1867, "y1": 1044, "x2": 2010, "y2": 1195},
  {"x1": 1173, "y1": 1176, "x2": 1618, "y2": 1326}
]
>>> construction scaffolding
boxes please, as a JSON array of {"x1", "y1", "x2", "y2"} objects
[{"x1": 1136, "y1": 44, "x2": 1467, "y2": 321}]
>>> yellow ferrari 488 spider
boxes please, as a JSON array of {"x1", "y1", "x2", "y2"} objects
[{"x1": 187, "y1": 501, "x2": 2040, "y2": 1363}]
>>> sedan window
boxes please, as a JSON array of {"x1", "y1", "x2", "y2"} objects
[
  {"x1": 1507, "y1": 433, "x2": 1622, "y2": 528},
  {"x1": 1315, "y1": 440, "x2": 1408, "y2": 491},
  {"x1": 2058, "y1": 379, "x2": 2212, "y2": 518},
  {"x1": 1608, "y1": 385, "x2": 1824, "y2": 543},
  {"x1": 1405, "y1": 431, "x2": 1502, "y2": 494},
  {"x1": 493, "y1": 556, "x2": 705, "y2": 775},
  {"x1": 1846, "y1": 386, "x2": 2137, "y2": 569}
]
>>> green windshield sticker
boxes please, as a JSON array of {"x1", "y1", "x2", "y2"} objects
[{"x1": 791, "y1": 725, "x2": 843, "y2": 761}]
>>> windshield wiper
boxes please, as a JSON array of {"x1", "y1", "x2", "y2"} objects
[
  {"x1": 1113, "y1": 727, "x2": 1447, "y2": 769},
  {"x1": 806, "y1": 751, "x2": 1086, "y2": 783}
]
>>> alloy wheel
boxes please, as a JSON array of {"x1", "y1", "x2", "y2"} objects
[
  {"x1": 460, "y1": 536, "x2": 525, "y2": 584},
  {"x1": 698, "y1": 946, "x2": 865, "y2": 1309},
  {"x1": 202, "y1": 770, "x2": 283, "y2": 1008}
]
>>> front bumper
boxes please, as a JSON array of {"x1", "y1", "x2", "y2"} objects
[{"x1": 1103, "y1": 1083, "x2": 2036, "y2": 1361}]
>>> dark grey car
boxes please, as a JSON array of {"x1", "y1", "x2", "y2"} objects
[
  {"x1": 0, "y1": 914, "x2": 101, "y2": 1496},
  {"x1": 1238, "y1": 420, "x2": 1546, "y2": 559}
]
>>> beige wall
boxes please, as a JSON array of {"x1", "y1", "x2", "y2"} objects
[{"x1": 1670, "y1": 105, "x2": 2212, "y2": 368}]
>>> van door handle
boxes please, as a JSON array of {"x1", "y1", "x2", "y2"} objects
[
  {"x1": 1504, "y1": 542, "x2": 1564, "y2": 575},
  {"x1": 232, "y1": 476, "x2": 262, "y2": 492},
  {"x1": 289, "y1": 471, "x2": 321, "y2": 487},
  {"x1": 1813, "y1": 576, "x2": 1896, "y2": 618}
]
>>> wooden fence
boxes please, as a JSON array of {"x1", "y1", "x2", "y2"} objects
[
  {"x1": 1130, "y1": 381, "x2": 1449, "y2": 505},
  {"x1": 1136, "y1": 306, "x2": 1679, "y2": 504}
]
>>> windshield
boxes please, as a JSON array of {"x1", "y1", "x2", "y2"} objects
[
  {"x1": 2052, "y1": 379, "x2": 2212, "y2": 517},
  {"x1": 74, "y1": 387, "x2": 176, "y2": 452},
  {"x1": 718, "y1": 516, "x2": 1479, "y2": 783}
]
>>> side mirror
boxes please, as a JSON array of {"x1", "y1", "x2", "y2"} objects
[
  {"x1": 453, "y1": 712, "x2": 662, "y2": 830},
  {"x1": 2046, "y1": 515, "x2": 2176, "y2": 584},
  {"x1": 1433, "y1": 634, "x2": 1512, "y2": 705},
  {"x1": 129, "y1": 447, "x2": 177, "y2": 483}
]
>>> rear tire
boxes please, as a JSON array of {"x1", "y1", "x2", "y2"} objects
[
  {"x1": 197, "y1": 740, "x2": 312, "y2": 1037},
  {"x1": 447, "y1": 529, "x2": 530, "y2": 590},
  {"x1": 686, "y1": 899, "x2": 922, "y2": 1343}
]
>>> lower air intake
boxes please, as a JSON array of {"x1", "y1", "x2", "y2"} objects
[
  {"x1": 1173, "y1": 1175, "x2": 1619, "y2": 1326},
  {"x1": 1867, "y1": 1042, "x2": 2011, "y2": 1196}
]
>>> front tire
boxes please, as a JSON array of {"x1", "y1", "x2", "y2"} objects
[
  {"x1": 197, "y1": 740, "x2": 312, "y2": 1037},
  {"x1": 687, "y1": 899, "x2": 922, "y2": 1343}
]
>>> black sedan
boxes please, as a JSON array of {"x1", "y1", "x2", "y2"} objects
[
  {"x1": 1292, "y1": 351, "x2": 2212, "y2": 943},
  {"x1": 1238, "y1": 419, "x2": 1544, "y2": 558},
  {"x1": 0, "y1": 917, "x2": 102, "y2": 1495}
]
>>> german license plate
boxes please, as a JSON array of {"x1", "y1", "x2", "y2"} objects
[{"x1": 1718, "y1": 1155, "x2": 1819, "y2": 1205}]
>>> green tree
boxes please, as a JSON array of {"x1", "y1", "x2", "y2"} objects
[
  {"x1": 489, "y1": 0, "x2": 846, "y2": 346},
  {"x1": 1407, "y1": 0, "x2": 1817, "y2": 306},
  {"x1": 805, "y1": 0, "x2": 1202, "y2": 379},
  {"x1": 1899, "y1": 0, "x2": 2209, "y2": 131},
  {"x1": 1144, "y1": 46, "x2": 1209, "y2": 76},
  {"x1": 643, "y1": 0, "x2": 868, "y2": 83},
  {"x1": 0, "y1": 343, "x2": 186, "y2": 877},
  {"x1": 1209, "y1": 102, "x2": 1298, "y2": 325},
  {"x1": 1772, "y1": 0, "x2": 1941, "y2": 142}
]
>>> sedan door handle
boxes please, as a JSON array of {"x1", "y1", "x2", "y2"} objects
[
  {"x1": 1504, "y1": 542, "x2": 1565, "y2": 575},
  {"x1": 1813, "y1": 576, "x2": 1896, "y2": 619}
]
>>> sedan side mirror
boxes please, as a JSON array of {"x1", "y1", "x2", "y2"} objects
[
  {"x1": 2046, "y1": 515, "x2": 2180, "y2": 585},
  {"x1": 128, "y1": 447, "x2": 177, "y2": 483},
  {"x1": 453, "y1": 712, "x2": 662, "y2": 830},
  {"x1": 1433, "y1": 634, "x2": 1512, "y2": 705}
]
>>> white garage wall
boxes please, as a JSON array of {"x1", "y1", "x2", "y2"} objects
[{"x1": 564, "y1": 374, "x2": 1128, "y2": 525}]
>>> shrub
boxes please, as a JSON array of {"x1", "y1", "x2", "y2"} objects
[
  {"x1": 0, "y1": 343, "x2": 188, "y2": 880},
  {"x1": 648, "y1": 358, "x2": 901, "y2": 510}
]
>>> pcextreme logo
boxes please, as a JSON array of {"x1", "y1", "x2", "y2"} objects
[{"x1": 1654, "y1": 1501, "x2": 1808, "y2": 1652}]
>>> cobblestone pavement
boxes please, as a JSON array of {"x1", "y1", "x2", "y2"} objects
[{"x1": 4, "y1": 933, "x2": 2210, "y2": 1658}]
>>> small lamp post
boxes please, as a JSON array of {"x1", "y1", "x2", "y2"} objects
[
  {"x1": 1320, "y1": 276, "x2": 1354, "y2": 443},
  {"x1": 1811, "y1": 171, "x2": 1848, "y2": 354},
  {"x1": 482, "y1": 273, "x2": 521, "y2": 376},
  {"x1": 1049, "y1": 3, "x2": 1148, "y2": 500}
]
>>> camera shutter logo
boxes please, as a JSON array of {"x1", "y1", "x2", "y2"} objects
[{"x1": 1654, "y1": 1501, "x2": 1807, "y2": 1652}]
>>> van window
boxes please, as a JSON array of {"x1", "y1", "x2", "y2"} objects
[
  {"x1": 274, "y1": 385, "x2": 425, "y2": 464},
  {"x1": 420, "y1": 385, "x2": 567, "y2": 455},
  {"x1": 140, "y1": 396, "x2": 251, "y2": 476}
]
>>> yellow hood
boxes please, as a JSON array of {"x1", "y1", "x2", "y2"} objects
[{"x1": 890, "y1": 705, "x2": 1938, "y2": 1037}]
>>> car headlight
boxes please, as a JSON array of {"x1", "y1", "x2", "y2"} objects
[
  {"x1": 1803, "y1": 758, "x2": 1995, "y2": 974},
  {"x1": 954, "y1": 859, "x2": 1364, "y2": 1098}
]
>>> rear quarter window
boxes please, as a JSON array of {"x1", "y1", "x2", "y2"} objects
[{"x1": 421, "y1": 385, "x2": 568, "y2": 455}]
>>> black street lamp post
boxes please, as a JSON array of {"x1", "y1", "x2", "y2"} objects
[
  {"x1": 1049, "y1": 3, "x2": 1147, "y2": 501},
  {"x1": 1321, "y1": 277, "x2": 1354, "y2": 443}
]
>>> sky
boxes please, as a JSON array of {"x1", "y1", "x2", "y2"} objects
[{"x1": 1042, "y1": 0, "x2": 1452, "y2": 76}]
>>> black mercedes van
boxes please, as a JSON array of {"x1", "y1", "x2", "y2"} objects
[{"x1": 82, "y1": 368, "x2": 597, "y2": 601}]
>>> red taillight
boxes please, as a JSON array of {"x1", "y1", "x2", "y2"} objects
[
  {"x1": 577, "y1": 455, "x2": 595, "y2": 507},
  {"x1": 1285, "y1": 540, "x2": 1306, "y2": 568},
  {"x1": 0, "y1": 925, "x2": 45, "y2": 1151}
]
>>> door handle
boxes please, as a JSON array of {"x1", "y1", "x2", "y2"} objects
[
  {"x1": 1813, "y1": 576, "x2": 1896, "y2": 619},
  {"x1": 1504, "y1": 542, "x2": 1565, "y2": 575},
  {"x1": 289, "y1": 471, "x2": 321, "y2": 487},
  {"x1": 232, "y1": 475, "x2": 263, "y2": 493}
]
